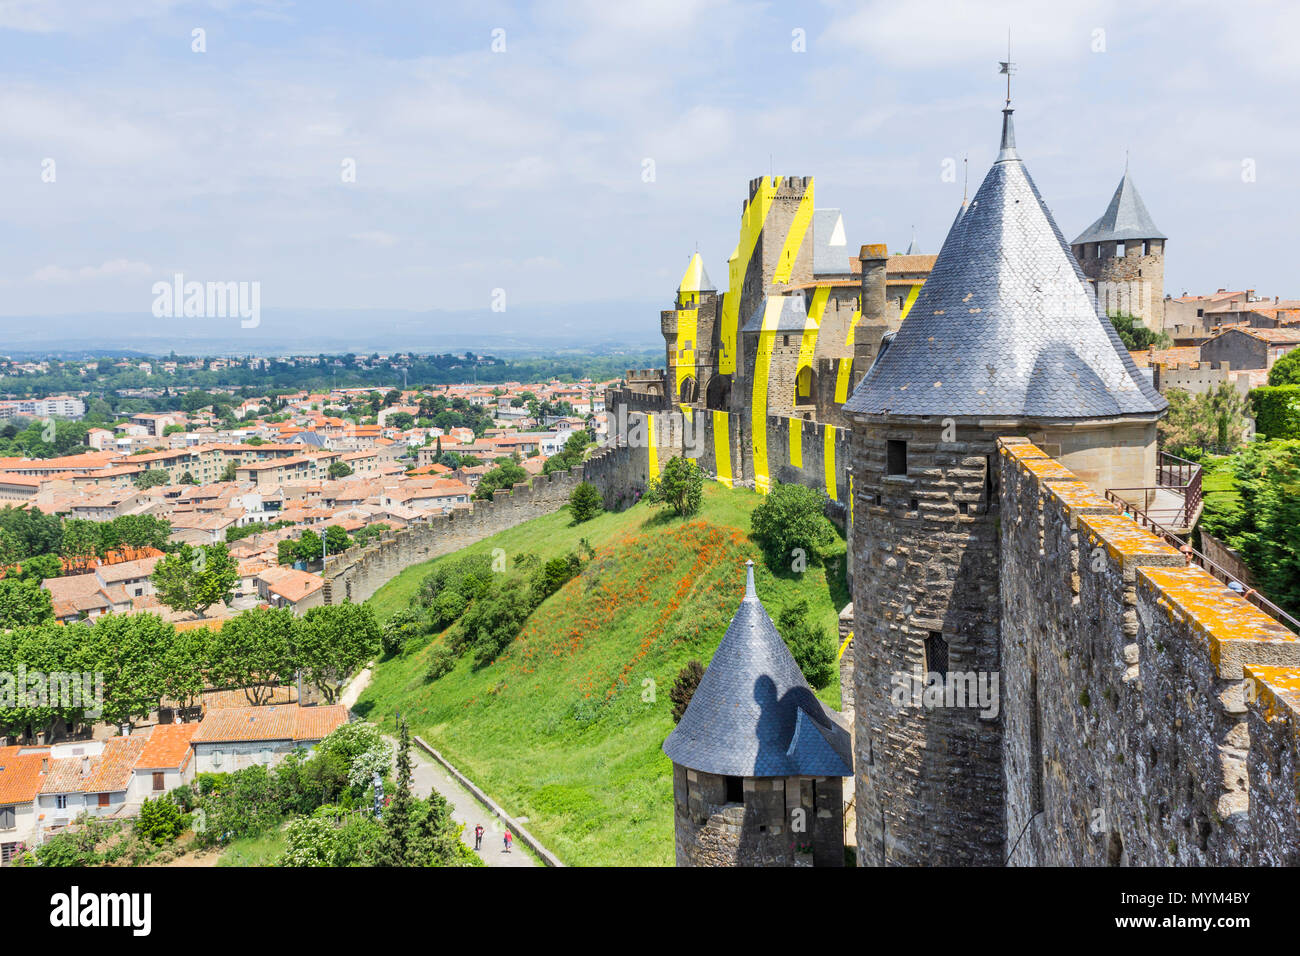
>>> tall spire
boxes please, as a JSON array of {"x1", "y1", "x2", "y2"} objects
[
  {"x1": 744, "y1": 558, "x2": 756, "y2": 600},
  {"x1": 998, "y1": 35, "x2": 1017, "y2": 160}
]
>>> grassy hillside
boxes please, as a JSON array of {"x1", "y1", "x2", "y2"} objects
[{"x1": 355, "y1": 482, "x2": 848, "y2": 866}]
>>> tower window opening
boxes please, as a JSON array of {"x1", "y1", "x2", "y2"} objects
[
  {"x1": 924, "y1": 632, "x2": 949, "y2": 678},
  {"x1": 886, "y1": 440, "x2": 907, "y2": 475},
  {"x1": 724, "y1": 775, "x2": 744, "y2": 804}
]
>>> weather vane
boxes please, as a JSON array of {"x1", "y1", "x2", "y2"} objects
[{"x1": 998, "y1": 29, "x2": 1015, "y2": 108}]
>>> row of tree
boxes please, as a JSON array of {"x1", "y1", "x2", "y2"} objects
[{"x1": 0, "y1": 601, "x2": 381, "y2": 739}]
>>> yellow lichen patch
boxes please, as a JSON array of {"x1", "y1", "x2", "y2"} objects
[
  {"x1": 1243, "y1": 664, "x2": 1300, "y2": 724},
  {"x1": 1078, "y1": 514, "x2": 1180, "y2": 568},
  {"x1": 1139, "y1": 565, "x2": 1300, "y2": 677},
  {"x1": 1018, "y1": 457, "x2": 1076, "y2": 482},
  {"x1": 1045, "y1": 480, "x2": 1116, "y2": 522},
  {"x1": 998, "y1": 439, "x2": 1049, "y2": 463}
]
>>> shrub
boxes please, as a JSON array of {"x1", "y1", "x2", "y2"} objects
[
  {"x1": 530, "y1": 552, "x2": 582, "y2": 604},
  {"x1": 777, "y1": 600, "x2": 838, "y2": 690},
  {"x1": 1250, "y1": 385, "x2": 1300, "y2": 440},
  {"x1": 670, "y1": 660, "x2": 705, "y2": 723},
  {"x1": 569, "y1": 481, "x2": 604, "y2": 523},
  {"x1": 425, "y1": 646, "x2": 456, "y2": 682},
  {"x1": 136, "y1": 796, "x2": 184, "y2": 845},
  {"x1": 750, "y1": 482, "x2": 837, "y2": 570},
  {"x1": 644, "y1": 455, "x2": 704, "y2": 517}
]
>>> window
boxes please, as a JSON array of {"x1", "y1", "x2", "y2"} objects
[
  {"x1": 886, "y1": 440, "x2": 907, "y2": 475},
  {"x1": 152, "y1": 772, "x2": 165, "y2": 792},
  {"x1": 98, "y1": 793, "x2": 110, "y2": 808},
  {"x1": 55, "y1": 795, "x2": 68, "y2": 810},
  {"x1": 924, "y1": 632, "x2": 948, "y2": 678},
  {"x1": 724, "y1": 776, "x2": 744, "y2": 804},
  {"x1": 1, "y1": 841, "x2": 17, "y2": 865},
  {"x1": 0, "y1": 807, "x2": 14, "y2": 830}
]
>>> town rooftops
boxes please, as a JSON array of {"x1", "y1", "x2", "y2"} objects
[
  {"x1": 190, "y1": 704, "x2": 347, "y2": 744},
  {"x1": 1072, "y1": 168, "x2": 1165, "y2": 245},
  {"x1": 663, "y1": 562, "x2": 852, "y2": 778},
  {"x1": 846, "y1": 108, "x2": 1166, "y2": 421},
  {"x1": 136, "y1": 722, "x2": 199, "y2": 771}
]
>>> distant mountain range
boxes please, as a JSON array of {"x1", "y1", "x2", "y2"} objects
[{"x1": 0, "y1": 301, "x2": 664, "y2": 357}]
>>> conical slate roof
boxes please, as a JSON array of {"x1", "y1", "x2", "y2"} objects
[
  {"x1": 677, "y1": 252, "x2": 715, "y2": 294},
  {"x1": 1071, "y1": 170, "x2": 1166, "y2": 244},
  {"x1": 845, "y1": 110, "x2": 1166, "y2": 420},
  {"x1": 662, "y1": 562, "x2": 852, "y2": 778}
]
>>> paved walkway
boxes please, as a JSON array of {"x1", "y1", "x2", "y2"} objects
[
  {"x1": 382, "y1": 733, "x2": 537, "y2": 867},
  {"x1": 341, "y1": 663, "x2": 534, "y2": 867}
]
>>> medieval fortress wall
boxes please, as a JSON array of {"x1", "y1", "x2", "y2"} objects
[
  {"x1": 998, "y1": 438, "x2": 1300, "y2": 865},
  {"x1": 321, "y1": 447, "x2": 635, "y2": 606}
]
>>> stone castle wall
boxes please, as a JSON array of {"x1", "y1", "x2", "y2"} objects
[
  {"x1": 321, "y1": 446, "x2": 636, "y2": 606},
  {"x1": 998, "y1": 438, "x2": 1300, "y2": 865}
]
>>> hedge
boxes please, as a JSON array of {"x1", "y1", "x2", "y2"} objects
[{"x1": 1250, "y1": 385, "x2": 1300, "y2": 440}]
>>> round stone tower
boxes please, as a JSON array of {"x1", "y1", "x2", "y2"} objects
[
  {"x1": 843, "y1": 106, "x2": 1167, "y2": 865},
  {"x1": 662, "y1": 561, "x2": 852, "y2": 867}
]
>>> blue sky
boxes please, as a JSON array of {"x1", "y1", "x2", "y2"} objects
[{"x1": 0, "y1": 0, "x2": 1296, "y2": 339}]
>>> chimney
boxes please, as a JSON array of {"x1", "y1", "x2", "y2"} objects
[
  {"x1": 859, "y1": 243, "x2": 889, "y2": 325},
  {"x1": 81, "y1": 756, "x2": 90, "y2": 777}
]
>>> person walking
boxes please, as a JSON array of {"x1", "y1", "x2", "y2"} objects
[
  {"x1": 474, "y1": 824, "x2": 484, "y2": 851},
  {"x1": 503, "y1": 829, "x2": 513, "y2": 853}
]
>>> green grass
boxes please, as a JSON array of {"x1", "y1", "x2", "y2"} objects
[
  {"x1": 217, "y1": 827, "x2": 286, "y2": 866},
  {"x1": 356, "y1": 482, "x2": 848, "y2": 866}
]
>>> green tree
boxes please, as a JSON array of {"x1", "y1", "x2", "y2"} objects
[
  {"x1": 151, "y1": 543, "x2": 237, "y2": 617},
  {"x1": 1159, "y1": 384, "x2": 1249, "y2": 458},
  {"x1": 323, "y1": 525, "x2": 351, "y2": 555},
  {"x1": 374, "y1": 721, "x2": 415, "y2": 866},
  {"x1": 1109, "y1": 313, "x2": 1171, "y2": 351},
  {"x1": 1268, "y1": 348, "x2": 1300, "y2": 386},
  {"x1": 328, "y1": 461, "x2": 354, "y2": 479},
  {"x1": 79, "y1": 613, "x2": 174, "y2": 726},
  {"x1": 160, "y1": 625, "x2": 210, "y2": 713},
  {"x1": 644, "y1": 455, "x2": 704, "y2": 517},
  {"x1": 208, "y1": 606, "x2": 295, "y2": 704},
  {"x1": 136, "y1": 796, "x2": 183, "y2": 845},
  {"x1": 1200, "y1": 439, "x2": 1300, "y2": 617},
  {"x1": 750, "y1": 481, "x2": 837, "y2": 569},
  {"x1": 0, "y1": 578, "x2": 54, "y2": 628},
  {"x1": 16, "y1": 552, "x2": 62, "y2": 583},
  {"x1": 295, "y1": 530, "x2": 323, "y2": 565},
  {"x1": 568, "y1": 481, "x2": 604, "y2": 523},
  {"x1": 474, "y1": 459, "x2": 528, "y2": 500},
  {"x1": 777, "y1": 600, "x2": 837, "y2": 690},
  {"x1": 292, "y1": 602, "x2": 381, "y2": 703},
  {"x1": 134, "y1": 469, "x2": 171, "y2": 489},
  {"x1": 60, "y1": 519, "x2": 99, "y2": 562}
]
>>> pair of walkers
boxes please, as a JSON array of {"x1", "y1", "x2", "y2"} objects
[{"x1": 473, "y1": 824, "x2": 512, "y2": 853}]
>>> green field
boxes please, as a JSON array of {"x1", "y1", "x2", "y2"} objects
[{"x1": 356, "y1": 482, "x2": 848, "y2": 866}]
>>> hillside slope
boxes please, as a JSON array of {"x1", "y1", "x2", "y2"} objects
[{"x1": 356, "y1": 482, "x2": 847, "y2": 866}]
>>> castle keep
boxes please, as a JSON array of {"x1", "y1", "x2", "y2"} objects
[{"x1": 639, "y1": 93, "x2": 1300, "y2": 867}]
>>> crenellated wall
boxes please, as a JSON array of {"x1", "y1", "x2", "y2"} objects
[
  {"x1": 322, "y1": 446, "x2": 636, "y2": 606},
  {"x1": 998, "y1": 437, "x2": 1300, "y2": 865}
]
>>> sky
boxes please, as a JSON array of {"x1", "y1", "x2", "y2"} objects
[{"x1": 0, "y1": 0, "x2": 1297, "y2": 350}]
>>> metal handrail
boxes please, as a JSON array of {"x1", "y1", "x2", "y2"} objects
[{"x1": 1103, "y1": 488, "x2": 1299, "y2": 633}]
